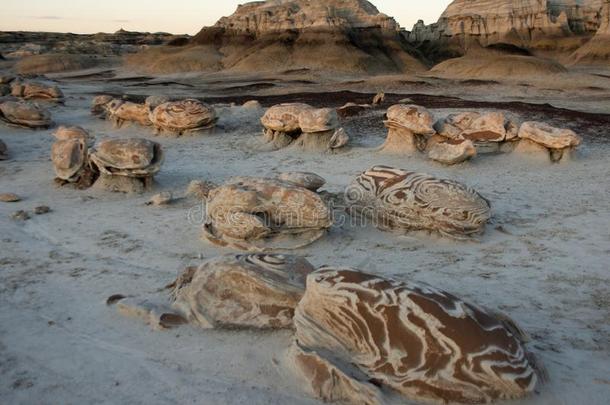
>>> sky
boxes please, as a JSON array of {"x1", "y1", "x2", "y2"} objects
[{"x1": 0, "y1": 0, "x2": 452, "y2": 35}]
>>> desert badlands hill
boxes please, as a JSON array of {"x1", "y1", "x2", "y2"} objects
[{"x1": 0, "y1": 0, "x2": 610, "y2": 405}]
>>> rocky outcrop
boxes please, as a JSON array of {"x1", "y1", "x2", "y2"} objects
[
  {"x1": 129, "y1": 0, "x2": 426, "y2": 74},
  {"x1": 515, "y1": 121, "x2": 582, "y2": 162},
  {"x1": 407, "y1": 0, "x2": 606, "y2": 62},
  {"x1": 570, "y1": 0, "x2": 610, "y2": 64},
  {"x1": 378, "y1": 104, "x2": 435, "y2": 154},
  {"x1": 290, "y1": 268, "x2": 543, "y2": 404}
]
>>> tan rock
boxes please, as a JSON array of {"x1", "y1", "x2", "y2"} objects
[
  {"x1": 518, "y1": 121, "x2": 582, "y2": 149},
  {"x1": 10, "y1": 81, "x2": 64, "y2": 101},
  {"x1": 298, "y1": 108, "x2": 339, "y2": 133},
  {"x1": 53, "y1": 126, "x2": 94, "y2": 146},
  {"x1": 336, "y1": 102, "x2": 370, "y2": 118},
  {"x1": 89, "y1": 138, "x2": 164, "y2": 193},
  {"x1": 150, "y1": 99, "x2": 217, "y2": 135},
  {"x1": 345, "y1": 165, "x2": 491, "y2": 239},
  {"x1": 372, "y1": 91, "x2": 385, "y2": 105},
  {"x1": 91, "y1": 95, "x2": 113, "y2": 117},
  {"x1": 261, "y1": 103, "x2": 312, "y2": 133},
  {"x1": 144, "y1": 95, "x2": 170, "y2": 110},
  {"x1": 242, "y1": 100, "x2": 262, "y2": 110},
  {"x1": 203, "y1": 177, "x2": 332, "y2": 251},
  {"x1": 379, "y1": 104, "x2": 434, "y2": 154},
  {"x1": 105, "y1": 99, "x2": 152, "y2": 129},
  {"x1": 0, "y1": 193, "x2": 20, "y2": 202},
  {"x1": 170, "y1": 254, "x2": 315, "y2": 329},
  {"x1": 11, "y1": 210, "x2": 30, "y2": 221},
  {"x1": 277, "y1": 172, "x2": 326, "y2": 191},
  {"x1": 461, "y1": 112, "x2": 507, "y2": 143},
  {"x1": 292, "y1": 267, "x2": 543, "y2": 404},
  {"x1": 51, "y1": 138, "x2": 89, "y2": 183},
  {"x1": 428, "y1": 138, "x2": 477, "y2": 165},
  {"x1": 0, "y1": 101, "x2": 53, "y2": 129},
  {"x1": 147, "y1": 192, "x2": 173, "y2": 206}
]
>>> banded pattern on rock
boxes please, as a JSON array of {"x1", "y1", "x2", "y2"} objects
[
  {"x1": 345, "y1": 165, "x2": 491, "y2": 238},
  {"x1": 150, "y1": 99, "x2": 217, "y2": 135},
  {"x1": 10, "y1": 81, "x2": 64, "y2": 101},
  {"x1": 291, "y1": 268, "x2": 542, "y2": 404},
  {"x1": 105, "y1": 99, "x2": 152, "y2": 128},
  {"x1": 203, "y1": 177, "x2": 332, "y2": 251},
  {"x1": 170, "y1": 254, "x2": 315, "y2": 329}
]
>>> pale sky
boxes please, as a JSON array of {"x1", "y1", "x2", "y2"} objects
[{"x1": 0, "y1": 0, "x2": 452, "y2": 35}]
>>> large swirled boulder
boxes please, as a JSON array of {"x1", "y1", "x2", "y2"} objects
[
  {"x1": 203, "y1": 177, "x2": 332, "y2": 251},
  {"x1": 290, "y1": 267, "x2": 543, "y2": 404},
  {"x1": 89, "y1": 138, "x2": 164, "y2": 193},
  {"x1": 379, "y1": 104, "x2": 435, "y2": 154},
  {"x1": 10, "y1": 81, "x2": 64, "y2": 101},
  {"x1": 105, "y1": 99, "x2": 152, "y2": 129},
  {"x1": 170, "y1": 254, "x2": 315, "y2": 329},
  {"x1": 150, "y1": 99, "x2": 217, "y2": 135},
  {"x1": 345, "y1": 165, "x2": 491, "y2": 238},
  {"x1": 0, "y1": 101, "x2": 53, "y2": 129},
  {"x1": 516, "y1": 121, "x2": 582, "y2": 162}
]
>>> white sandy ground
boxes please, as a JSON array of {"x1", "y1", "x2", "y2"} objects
[{"x1": 1, "y1": 81, "x2": 609, "y2": 405}]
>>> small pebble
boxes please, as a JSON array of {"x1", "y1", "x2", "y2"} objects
[
  {"x1": 34, "y1": 206, "x2": 51, "y2": 215},
  {"x1": 11, "y1": 210, "x2": 30, "y2": 221},
  {"x1": 147, "y1": 192, "x2": 173, "y2": 206},
  {"x1": 0, "y1": 193, "x2": 20, "y2": 202}
]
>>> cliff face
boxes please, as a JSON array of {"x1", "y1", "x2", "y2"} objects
[
  {"x1": 569, "y1": 0, "x2": 610, "y2": 64},
  {"x1": 186, "y1": 0, "x2": 425, "y2": 74},
  {"x1": 407, "y1": 0, "x2": 605, "y2": 58}
]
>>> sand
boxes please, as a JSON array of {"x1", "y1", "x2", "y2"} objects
[{"x1": 0, "y1": 68, "x2": 609, "y2": 405}]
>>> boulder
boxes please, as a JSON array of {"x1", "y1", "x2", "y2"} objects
[
  {"x1": 379, "y1": 104, "x2": 435, "y2": 154},
  {"x1": 427, "y1": 138, "x2": 477, "y2": 165},
  {"x1": 0, "y1": 101, "x2": 53, "y2": 129},
  {"x1": 276, "y1": 172, "x2": 326, "y2": 192},
  {"x1": 290, "y1": 267, "x2": 543, "y2": 404},
  {"x1": 170, "y1": 254, "x2": 315, "y2": 329},
  {"x1": 516, "y1": 121, "x2": 582, "y2": 162},
  {"x1": 150, "y1": 99, "x2": 217, "y2": 135},
  {"x1": 105, "y1": 99, "x2": 152, "y2": 128},
  {"x1": 345, "y1": 165, "x2": 491, "y2": 239},
  {"x1": 10, "y1": 81, "x2": 64, "y2": 101}
]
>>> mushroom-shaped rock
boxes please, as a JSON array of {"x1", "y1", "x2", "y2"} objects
[
  {"x1": 0, "y1": 139, "x2": 7, "y2": 160},
  {"x1": 461, "y1": 112, "x2": 507, "y2": 144},
  {"x1": 170, "y1": 254, "x2": 315, "y2": 329},
  {"x1": 203, "y1": 177, "x2": 332, "y2": 252},
  {"x1": 290, "y1": 268, "x2": 543, "y2": 405},
  {"x1": 51, "y1": 138, "x2": 96, "y2": 187},
  {"x1": 277, "y1": 172, "x2": 326, "y2": 192},
  {"x1": 0, "y1": 101, "x2": 53, "y2": 129},
  {"x1": 89, "y1": 138, "x2": 164, "y2": 193},
  {"x1": 91, "y1": 95, "x2": 114, "y2": 117},
  {"x1": 379, "y1": 104, "x2": 434, "y2": 154},
  {"x1": 428, "y1": 138, "x2": 477, "y2": 165},
  {"x1": 10, "y1": 81, "x2": 64, "y2": 101},
  {"x1": 144, "y1": 95, "x2": 170, "y2": 111},
  {"x1": 53, "y1": 126, "x2": 94, "y2": 146},
  {"x1": 293, "y1": 108, "x2": 346, "y2": 152},
  {"x1": 516, "y1": 121, "x2": 582, "y2": 163},
  {"x1": 150, "y1": 99, "x2": 217, "y2": 135},
  {"x1": 105, "y1": 99, "x2": 152, "y2": 129},
  {"x1": 345, "y1": 166, "x2": 491, "y2": 239},
  {"x1": 435, "y1": 112, "x2": 516, "y2": 153},
  {"x1": 260, "y1": 103, "x2": 313, "y2": 149}
]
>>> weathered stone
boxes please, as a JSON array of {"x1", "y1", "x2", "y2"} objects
[
  {"x1": 203, "y1": 177, "x2": 332, "y2": 251},
  {"x1": 372, "y1": 91, "x2": 385, "y2": 105},
  {"x1": 53, "y1": 126, "x2": 95, "y2": 146},
  {"x1": 434, "y1": 112, "x2": 481, "y2": 140},
  {"x1": 277, "y1": 172, "x2": 326, "y2": 191},
  {"x1": 461, "y1": 112, "x2": 507, "y2": 143},
  {"x1": 0, "y1": 139, "x2": 8, "y2": 160},
  {"x1": 291, "y1": 267, "x2": 543, "y2": 404},
  {"x1": 428, "y1": 138, "x2": 477, "y2": 165},
  {"x1": 34, "y1": 206, "x2": 51, "y2": 215},
  {"x1": 518, "y1": 121, "x2": 582, "y2": 149},
  {"x1": 298, "y1": 108, "x2": 339, "y2": 133},
  {"x1": 105, "y1": 99, "x2": 152, "y2": 128},
  {"x1": 170, "y1": 254, "x2": 315, "y2": 329},
  {"x1": 345, "y1": 166, "x2": 491, "y2": 238},
  {"x1": 91, "y1": 95, "x2": 113, "y2": 117},
  {"x1": 10, "y1": 81, "x2": 64, "y2": 101},
  {"x1": 0, "y1": 193, "x2": 20, "y2": 202},
  {"x1": 261, "y1": 103, "x2": 312, "y2": 133},
  {"x1": 51, "y1": 138, "x2": 89, "y2": 182},
  {"x1": 11, "y1": 210, "x2": 30, "y2": 221},
  {"x1": 0, "y1": 101, "x2": 53, "y2": 129},
  {"x1": 150, "y1": 99, "x2": 217, "y2": 135},
  {"x1": 144, "y1": 95, "x2": 170, "y2": 110},
  {"x1": 147, "y1": 192, "x2": 173, "y2": 206},
  {"x1": 336, "y1": 102, "x2": 371, "y2": 118},
  {"x1": 89, "y1": 138, "x2": 164, "y2": 193},
  {"x1": 379, "y1": 104, "x2": 434, "y2": 154}
]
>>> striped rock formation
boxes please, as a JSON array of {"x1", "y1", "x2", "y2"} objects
[
  {"x1": 379, "y1": 104, "x2": 435, "y2": 154},
  {"x1": 290, "y1": 268, "x2": 543, "y2": 404},
  {"x1": 203, "y1": 176, "x2": 332, "y2": 251},
  {"x1": 345, "y1": 166, "x2": 491, "y2": 239},
  {"x1": 150, "y1": 99, "x2": 217, "y2": 135},
  {"x1": 0, "y1": 101, "x2": 53, "y2": 129},
  {"x1": 89, "y1": 138, "x2": 164, "y2": 193},
  {"x1": 10, "y1": 81, "x2": 64, "y2": 101},
  {"x1": 169, "y1": 254, "x2": 315, "y2": 329}
]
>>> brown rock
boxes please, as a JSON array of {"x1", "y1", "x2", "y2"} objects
[
  {"x1": 427, "y1": 138, "x2": 477, "y2": 165},
  {"x1": 379, "y1": 104, "x2": 434, "y2": 154},
  {"x1": 203, "y1": 177, "x2": 332, "y2": 251},
  {"x1": 461, "y1": 112, "x2": 507, "y2": 143},
  {"x1": 10, "y1": 81, "x2": 64, "y2": 101},
  {"x1": 0, "y1": 139, "x2": 8, "y2": 160},
  {"x1": 518, "y1": 121, "x2": 582, "y2": 149},
  {"x1": 0, "y1": 101, "x2": 53, "y2": 129},
  {"x1": 170, "y1": 254, "x2": 315, "y2": 329},
  {"x1": 0, "y1": 193, "x2": 21, "y2": 202},
  {"x1": 277, "y1": 172, "x2": 326, "y2": 191},
  {"x1": 91, "y1": 95, "x2": 114, "y2": 117},
  {"x1": 11, "y1": 210, "x2": 30, "y2": 221},
  {"x1": 34, "y1": 206, "x2": 51, "y2": 215},
  {"x1": 105, "y1": 99, "x2": 152, "y2": 129},
  {"x1": 345, "y1": 165, "x2": 491, "y2": 239},
  {"x1": 292, "y1": 267, "x2": 543, "y2": 404},
  {"x1": 150, "y1": 99, "x2": 217, "y2": 135}
]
